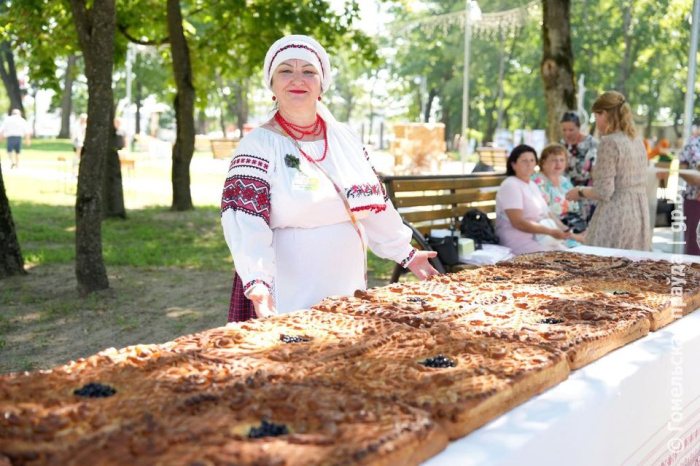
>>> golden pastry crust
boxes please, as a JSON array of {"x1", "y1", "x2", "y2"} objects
[
  {"x1": 499, "y1": 250, "x2": 630, "y2": 274},
  {"x1": 293, "y1": 325, "x2": 568, "y2": 439},
  {"x1": 6, "y1": 382, "x2": 448, "y2": 466},
  {"x1": 2, "y1": 251, "x2": 698, "y2": 464}
]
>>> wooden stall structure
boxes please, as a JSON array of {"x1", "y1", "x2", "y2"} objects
[{"x1": 390, "y1": 123, "x2": 448, "y2": 174}]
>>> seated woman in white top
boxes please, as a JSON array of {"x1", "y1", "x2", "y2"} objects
[{"x1": 495, "y1": 144, "x2": 574, "y2": 255}]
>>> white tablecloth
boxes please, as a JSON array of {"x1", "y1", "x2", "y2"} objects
[{"x1": 424, "y1": 247, "x2": 700, "y2": 466}]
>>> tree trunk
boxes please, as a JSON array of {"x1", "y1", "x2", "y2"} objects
[
  {"x1": 102, "y1": 105, "x2": 126, "y2": 219},
  {"x1": 484, "y1": 100, "x2": 498, "y2": 143},
  {"x1": 541, "y1": 0, "x2": 576, "y2": 143},
  {"x1": 343, "y1": 92, "x2": 353, "y2": 122},
  {"x1": 441, "y1": 106, "x2": 450, "y2": 144},
  {"x1": 167, "y1": 0, "x2": 195, "y2": 211},
  {"x1": 135, "y1": 81, "x2": 143, "y2": 135},
  {"x1": 424, "y1": 88, "x2": 437, "y2": 123},
  {"x1": 216, "y1": 74, "x2": 234, "y2": 136},
  {"x1": 0, "y1": 41, "x2": 25, "y2": 115},
  {"x1": 197, "y1": 108, "x2": 207, "y2": 135},
  {"x1": 0, "y1": 164, "x2": 25, "y2": 278},
  {"x1": 233, "y1": 79, "x2": 249, "y2": 137},
  {"x1": 69, "y1": 0, "x2": 116, "y2": 294},
  {"x1": 219, "y1": 107, "x2": 227, "y2": 137},
  {"x1": 58, "y1": 55, "x2": 77, "y2": 139},
  {"x1": 617, "y1": 0, "x2": 634, "y2": 97}
]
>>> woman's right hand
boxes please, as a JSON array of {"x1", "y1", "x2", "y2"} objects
[
  {"x1": 549, "y1": 228, "x2": 570, "y2": 240},
  {"x1": 247, "y1": 287, "x2": 277, "y2": 319}
]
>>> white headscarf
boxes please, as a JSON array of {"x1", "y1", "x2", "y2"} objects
[
  {"x1": 263, "y1": 35, "x2": 333, "y2": 94},
  {"x1": 263, "y1": 35, "x2": 386, "y2": 215}
]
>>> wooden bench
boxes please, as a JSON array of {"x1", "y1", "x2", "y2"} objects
[
  {"x1": 382, "y1": 173, "x2": 507, "y2": 282},
  {"x1": 210, "y1": 139, "x2": 239, "y2": 160},
  {"x1": 476, "y1": 147, "x2": 508, "y2": 172},
  {"x1": 119, "y1": 154, "x2": 135, "y2": 174}
]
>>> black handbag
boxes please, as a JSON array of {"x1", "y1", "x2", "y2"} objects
[
  {"x1": 560, "y1": 212, "x2": 587, "y2": 233},
  {"x1": 428, "y1": 235, "x2": 459, "y2": 266},
  {"x1": 460, "y1": 209, "x2": 499, "y2": 249}
]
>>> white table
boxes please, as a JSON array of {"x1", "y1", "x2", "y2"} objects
[{"x1": 425, "y1": 247, "x2": 700, "y2": 466}]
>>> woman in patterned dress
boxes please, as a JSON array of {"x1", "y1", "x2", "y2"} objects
[
  {"x1": 561, "y1": 111, "x2": 598, "y2": 221},
  {"x1": 531, "y1": 144, "x2": 585, "y2": 246},
  {"x1": 221, "y1": 35, "x2": 438, "y2": 322},
  {"x1": 565, "y1": 91, "x2": 652, "y2": 251}
]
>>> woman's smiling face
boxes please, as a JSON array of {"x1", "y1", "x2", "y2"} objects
[
  {"x1": 271, "y1": 59, "x2": 321, "y2": 110},
  {"x1": 541, "y1": 153, "x2": 567, "y2": 178}
]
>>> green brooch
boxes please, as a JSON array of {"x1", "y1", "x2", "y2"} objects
[{"x1": 285, "y1": 154, "x2": 301, "y2": 170}]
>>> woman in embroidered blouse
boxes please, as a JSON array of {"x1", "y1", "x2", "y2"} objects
[
  {"x1": 221, "y1": 35, "x2": 438, "y2": 322},
  {"x1": 532, "y1": 144, "x2": 585, "y2": 245},
  {"x1": 560, "y1": 111, "x2": 598, "y2": 221},
  {"x1": 565, "y1": 91, "x2": 652, "y2": 251},
  {"x1": 495, "y1": 144, "x2": 573, "y2": 255}
]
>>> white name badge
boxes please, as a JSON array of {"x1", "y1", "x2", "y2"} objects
[{"x1": 291, "y1": 172, "x2": 319, "y2": 191}]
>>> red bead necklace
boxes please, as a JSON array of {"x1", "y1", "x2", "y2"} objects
[{"x1": 275, "y1": 112, "x2": 328, "y2": 163}]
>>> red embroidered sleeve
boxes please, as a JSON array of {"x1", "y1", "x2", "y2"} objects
[{"x1": 221, "y1": 175, "x2": 271, "y2": 225}]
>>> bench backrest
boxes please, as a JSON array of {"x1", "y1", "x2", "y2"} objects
[
  {"x1": 382, "y1": 173, "x2": 507, "y2": 237},
  {"x1": 211, "y1": 140, "x2": 239, "y2": 159},
  {"x1": 477, "y1": 147, "x2": 508, "y2": 172}
]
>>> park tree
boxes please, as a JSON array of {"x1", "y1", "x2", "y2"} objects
[
  {"x1": 541, "y1": 0, "x2": 576, "y2": 143},
  {"x1": 0, "y1": 0, "x2": 76, "y2": 281},
  {"x1": 166, "y1": 0, "x2": 196, "y2": 211},
  {"x1": 0, "y1": 167, "x2": 25, "y2": 278},
  {"x1": 69, "y1": 0, "x2": 117, "y2": 294},
  {"x1": 58, "y1": 55, "x2": 79, "y2": 139},
  {"x1": 0, "y1": 41, "x2": 24, "y2": 116}
]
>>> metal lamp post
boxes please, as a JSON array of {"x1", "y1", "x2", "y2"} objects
[
  {"x1": 125, "y1": 44, "x2": 134, "y2": 153},
  {"x1": 461, "y1": 0, "x2": 482, "y2": 171}
]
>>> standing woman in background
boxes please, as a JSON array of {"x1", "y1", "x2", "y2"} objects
[
  {"x1": 560, "y1": 111, "x2": 598, "y2": 222},
  {"x1": 565, "y1": 91, "x2": 652, "y2": 251}
]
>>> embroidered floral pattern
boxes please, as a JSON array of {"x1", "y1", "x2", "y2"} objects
[
  {"x1": 229, "y1": 154, "x2": 269, "y2": 173},
  {"x1": 400, "y1": 248, "x2": 417, "y2": 268},
  {"x1": 243, "y1": 279, "x2": 272, "y2": 294},
  {"x1": 285, "y1": 154, "x2": 301, "y2": 170},
  {"x1": 221, "y1": 175, "x2": 271, "y2": 224},
  {"x1": 346, "y1": 183, "x2": 383, "y2": 199},
  {"x1": 268, "y1": 44, "x2": 325, "y2": 77},
  {"x1": 350, "y1": 204, "x2": 387, "y2": 214}
]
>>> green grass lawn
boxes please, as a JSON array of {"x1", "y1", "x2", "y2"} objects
[
  {"x1": 11, "y1": 201, "x2": 394, "y2": 278},
  {"x1": 12, "y1": 202, "x2": 233, "y2": 271},
  {"x1": 4, "y1": 138, "x2": 395, "y2": 279}
]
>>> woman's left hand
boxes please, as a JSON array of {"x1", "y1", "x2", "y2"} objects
[{"x1": 407, "y1": 250, "x2": 440, "y2": 280}]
